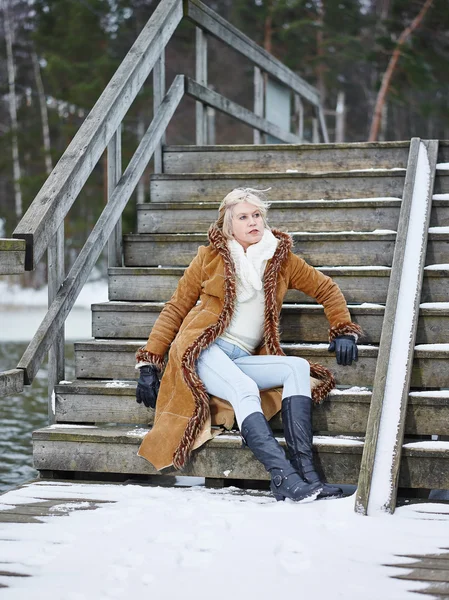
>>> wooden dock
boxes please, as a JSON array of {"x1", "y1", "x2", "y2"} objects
[{"x1": 1, "y1": 479, "x2": 449, "y2": 598}]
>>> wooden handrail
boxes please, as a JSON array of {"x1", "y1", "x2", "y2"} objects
[
  {"x1": 13, "y1": 0, "x2": 183, "y2": 271},
  {"x1": 17, "y1": 76, "x2": 185, "y2": 385},
  {"x1": 185, "y1": 78, "x2": 301, "y2": 144},
  {"x1": 184, "y1": 0, "x2": 320, "y2": 107}
]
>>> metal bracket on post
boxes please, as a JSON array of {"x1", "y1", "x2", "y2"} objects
[
  {"x1": 107, "y1": 126, "x2": 123, "y2": 268},
  {"x1": 355, "y1": 138, "x2": 439, "y2": 516},
  {"x1": 153, "y1": 50, "x2": 166, "y2": 173},
  {"x1": 195, "y1": 27, "x2": 207, "y2": 145}
]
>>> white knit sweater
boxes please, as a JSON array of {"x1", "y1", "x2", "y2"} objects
[{"x1": 220, "y1": 230, "x2": 279, "y2": 353}]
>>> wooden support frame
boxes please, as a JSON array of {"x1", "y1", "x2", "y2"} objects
[
  {"x1": 107, "y1": 126, "x2": 123, "y2": 268},
  {"x1": 195, "y1": 27, "x2": 208, "y2": 145},
  {"x1": 13, "y1": 0, "x2": 183, "y2": 270},
  {"x1": 253, "y1": 66, "x2": 264, "y2": 144},
  {"x1": 16, "y1": 76, "x2": 185, "y2": 384},
  {"x1": 47, "y1": 220, "x2": 65, "y2": 423},
  {"x1": 153, "y1": 51, "x2": 166, "y2": 173},
  {"x1": 0, "y1": 238, "x2": 25, "y2": 274},
  {"x1": 355, "y1": 138, "x2": 439, "y2": 515}
]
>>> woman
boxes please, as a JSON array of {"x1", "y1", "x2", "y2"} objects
[{"x1": 135, "y1": 188, "x2": 362, "y2": 503}]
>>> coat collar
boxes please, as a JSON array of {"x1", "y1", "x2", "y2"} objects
[{"x1": 207, "y1": 225, "x2": 293, "y2": 266}]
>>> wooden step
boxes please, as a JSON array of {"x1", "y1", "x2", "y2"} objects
[
  {"x1": 123, "y1": 231, "x2": 449, "y2": 268},
  {"x1": 73, "y1": 340, "x2": 449, "y2": 389},
  {"x1": 32, "y1": 425, "x2": 364, "y2": 484},
  {"x1": 32, "y1": 425, "x2": 449, "y2": 489},
  {"x1": 149, "y1": 170, "x2": 409, "y2": 202},
  {"x1": 137, "y1": 198, "x2": 449, "y2": 234},
  {"x1": 91, "y1": 301, "x2": 449, "y2": 345},
  {"x1": 0, "y1": 239, "x2": 26, "y2": 275},
  {"x1": 162, "y1": 142, "x2": 413, "y2": 174},
  {"x1": 108, "y1": 266, "x2": 449, "y2": 304},
  {"x1": 53, "y1": 380, "x2": 449, "y2": 437},
  {"x1": 163, "y1": 142, "x2": 449, "y2": 174}
]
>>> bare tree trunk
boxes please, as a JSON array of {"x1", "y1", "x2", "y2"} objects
[
  {"x1": 368, "y1": 0, "x2": 433, "y2": 141},
  {"x1": 263, "y1": 1, "x2": 273, "y2": 53},
  {"x1": 32, "y1": 49, "x2": 53, "y2": 175},
  {"x1": 2, "y1": 0, "x2": 23, "y2": 219}
]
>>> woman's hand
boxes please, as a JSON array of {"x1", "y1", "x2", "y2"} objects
[
  {"x1": 136, "y1": 365, "x2": 160, "y2": 408},
  {"x1": 328, "y1": 335, "x2": 358, "y2": 366}
]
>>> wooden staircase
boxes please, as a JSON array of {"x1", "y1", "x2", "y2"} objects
[{"x1": 33, "y1": 141, "x2": 449, "y2": 503}]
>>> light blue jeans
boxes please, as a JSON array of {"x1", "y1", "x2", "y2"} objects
[{"x1": 197, "y1": 338, "x2": 311, "y2": 428}]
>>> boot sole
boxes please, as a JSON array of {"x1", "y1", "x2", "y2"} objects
[{"x1": 273, "y1": 487, "x2": 322, "y2": 503}]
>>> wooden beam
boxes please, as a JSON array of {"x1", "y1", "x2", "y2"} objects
[
  {"x1": 0, "y1": 238, "x2": 25, "y2": 274},
  {"x1": 107, "y1": 126, "x2": 123, "y2": 267},
  {"x1": 13, "y1": 0, "x2": 183, "y2": 270},
  {"x1": 355, "y1": 138, "x2": 439, "y2": 516},
  {"x1": 185, "y1": 78, "x2": 300, "y2": 144},
  {"x1": 184, "y1": 0, "x2": 320, "y2": 106},
  {"x1": 17, "y1": 76, "x2": 185, "y2": 384},
  {"x1": 195, "y1": 27, "x2": 208, "y2": 145},
  {"x1": 0, "y1": 369, "x2": 24, "y2": 397}
]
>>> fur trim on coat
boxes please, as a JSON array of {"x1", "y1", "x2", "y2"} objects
[{"x1": 137, "y1": 226, "x2": 361, "y2": 471}]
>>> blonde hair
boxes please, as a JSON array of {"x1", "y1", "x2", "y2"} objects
[{"x1": 215, "y1": 188, "x2": 271, "y2": 239}]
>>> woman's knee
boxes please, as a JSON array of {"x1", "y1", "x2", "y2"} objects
[{"x1": 286, "y1": 356, "x2": 310, "y2": 378}]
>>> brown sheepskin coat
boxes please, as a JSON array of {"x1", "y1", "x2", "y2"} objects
[{"x1": 136, "y1": 226, "x2": 362, "y2": 471}]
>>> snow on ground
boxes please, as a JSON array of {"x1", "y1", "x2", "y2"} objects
[
  {"x1": 0, "y1": 332, "x2": 447, "y2": 591},
  {"x1": 0, "y1": 278, "x2": 108, "y2": 341},
  {"x1": 0, "y1": 480, "x2": 448, "y2": 600}
]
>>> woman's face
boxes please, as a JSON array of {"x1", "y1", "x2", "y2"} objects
[{"x1": 231, "y1": 202, "x2": 264, "y2": 250}]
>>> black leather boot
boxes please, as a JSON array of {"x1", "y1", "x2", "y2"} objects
[
  {"x1": 241, "y1": 412, "x2": 322, "y2": 502},
  {"x1": 282, "y1": 395, "x2": 343, "y2": 499}
]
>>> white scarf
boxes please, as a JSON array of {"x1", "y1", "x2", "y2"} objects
[{"x1": 228, "y1": 229, "x2": 279, "y2": 302}]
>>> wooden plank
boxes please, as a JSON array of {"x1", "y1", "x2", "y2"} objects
[
  {"x1": 356, "y1": 139, "x2": 439, "y2": 516},
  {"x1": 411, "y1": 582, "x2": 449, "y2": 597},
  {"x1": 73, "y1": 340, "x2": 449, "y2": 389},
  {"x1": 137, "y1": 199, "x2": 411, "y2": 234},
  {"x1": 16, "y1": 77, "x2": 185, "y2": 385},
  {"x1": 153, "y1": 50, "x2": 166, "y2": 173},
  {"x1": 32, "y1": 425, "x2": 363, "y2": 483},
  {"x1": 0, "y1": 368, "x2": 24, "y2": 397},
  {"x1": 195, "y1": 28, "x2": 207, "y2": 145},
  {"x1": 392, "y1": 568, "x2": 449, "y2": 583},
  {"x1": 0, "y1": 238, "x2": 26, "y2": 275},
  {"x1": 137, "y1": 199, "x2": 449, "y2": 234},
  {"x1": 54, "y1": 381, "x2": 449, "y2": 436},
  {"x1": 107, "y1": 126, "x2": 123, "y2": 267},
  {"x1": 163, "y1": 142, "x2": 412, "y2": 173},
  {"x1": 123, "y1": 231, "x2": 400, "y2": 267},
  {"x1": 185, "y1": 0, "x2": 320, "y2": 106},
  {"x1": 186, "y1": 78, "x2": 300, "y2": 144},
  {"x1": 149, "y1": 170, "x2": 407, "y2": 202},
  {"x1": 91, "y1": 301, "x2": 449, "y2": 345},
  {"x1": 110, "y1": 264, "x2": 446, "y2": 304}
]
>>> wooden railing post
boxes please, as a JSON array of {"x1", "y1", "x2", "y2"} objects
[
  {"x1": 47, "y1": 223, "x2": 64, "y2": 423},
  {"x1": 153, "y1": 50, "x2": 166, "y2": 173},
  {"x1": 355, "y1": 138, "x2": 439, "y2": 515},
  {"x1": 108, "y1": 126, "x2": 123, "y2": 267},
  {"x1": 294, "y1": 95, "x2": 304, "y2": 142},
  {"x1": 254, "y1": 66, "x2": 264, "y2": 144},
  {"x1": 195, "y1": 26, "x2": 207, "y2": 145}
]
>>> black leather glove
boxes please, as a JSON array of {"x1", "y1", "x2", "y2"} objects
[
  {"x1": 328, "y1": 335, "x2": 358, "y2": 366},
  {"x1": 136, "y1": 365, "x2": 160, "y2": 408}
]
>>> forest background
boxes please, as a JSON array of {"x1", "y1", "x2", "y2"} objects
[{"x1": 1, "y1": 0, "x2": 448, "y2": 284}]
